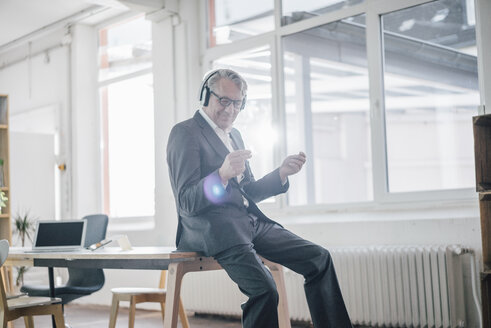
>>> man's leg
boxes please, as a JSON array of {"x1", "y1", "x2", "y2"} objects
[
  {"x1": 253, "y1": 222, "x2": 353, "y2": 328},
  {"x1": 214, "y1": 243, "x2": 280, "y2": 328}
]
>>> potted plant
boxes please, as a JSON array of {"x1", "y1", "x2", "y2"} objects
[
  {"x1": 12, "y1": 211, "x2": 36, "y2": 286},
  {"x1": 0, "y1": 190, "x2": 7, "y2": 210},
  {"x1": 13, "y1": 211, "x2": 36, "y2": 247}
]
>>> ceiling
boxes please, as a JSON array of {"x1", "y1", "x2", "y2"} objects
[{"x1": 0, "y1": 0, "x2": 164, "y2": 49}]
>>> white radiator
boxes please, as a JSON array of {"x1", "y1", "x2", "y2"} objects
[{"x1": 180, "y1": 245, "x2": 473, "y2": 327}]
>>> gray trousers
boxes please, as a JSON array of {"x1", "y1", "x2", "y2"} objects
[{"x1": 213, "y1": 216, "x2": 353, "y2": 328}]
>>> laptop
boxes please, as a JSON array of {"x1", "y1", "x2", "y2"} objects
[{"x1": 30, "y1": 220, "x2": 87, "y2": 252}]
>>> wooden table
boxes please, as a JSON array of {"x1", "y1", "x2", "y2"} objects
[{"x1": 6, "y1": 247, "x2": 291, "y2": 328}]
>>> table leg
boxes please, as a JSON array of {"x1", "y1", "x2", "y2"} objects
[
  {"x1": 263, "y1": 260, "x2": 292, "y2": 328},
  {"x1": 48, "y1": 267, "x2": 57, "y2": 328},
  {"x1": 163, "y1": 262, "x2": 184, "y2": 328}
]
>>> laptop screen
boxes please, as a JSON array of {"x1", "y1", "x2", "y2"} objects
[{"x1": 34, "y1": 221, "x2": 86, "y2": 248}]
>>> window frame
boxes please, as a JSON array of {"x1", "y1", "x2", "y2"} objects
[
  {"x1": 201, "y1": 0, "x2": 481, "y2": 212},
  {"x1": 96, "y1": 14, "x2": 156, "y2": 220}
]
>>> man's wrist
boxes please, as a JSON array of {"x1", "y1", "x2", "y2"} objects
[
  {"x1": 279, "y1": 168, "x2": 287, "y2": 182},
  {"x1": 279, "y1": 168, "x2": 288, "y2": 185},
  {"x1": 218, "y1": 168, "x2": 229, "y2": 185}
]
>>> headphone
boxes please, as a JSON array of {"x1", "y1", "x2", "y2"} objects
[{"x1": 198, "y1": 69, "x2": 247, "y2": 110}]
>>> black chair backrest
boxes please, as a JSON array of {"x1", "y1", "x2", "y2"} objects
[
  {"x1": 82, "y1": 214, "x2": 108, "y2": 247},
  {"x1": 66, "y1": 214, "x2": 108, "y2": 292}
]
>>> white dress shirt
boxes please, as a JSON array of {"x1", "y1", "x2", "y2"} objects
[{"x1": 199, "y1": 109, "x2": 245, "y2": 182}]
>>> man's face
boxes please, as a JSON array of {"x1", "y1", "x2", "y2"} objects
[{"x1": 203, "y1": 78, "x2": 243, "y2": 130}]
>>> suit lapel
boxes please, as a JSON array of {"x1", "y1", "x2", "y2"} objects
[{"x1": 193, "y1": 111, "x2": 230, "y2": 160}]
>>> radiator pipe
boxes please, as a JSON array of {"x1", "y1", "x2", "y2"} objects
[
  {"x1": 469, "y1": 251, "x2": 483, "y2": 328},
  {"x1": 457, "y1": 247, "x2": 483, "y2": 328}
]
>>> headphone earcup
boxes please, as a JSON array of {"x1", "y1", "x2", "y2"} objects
[
  {"x1": 240, "y1": 95, "x2": 247, "y2": 110},
  {"x1": 203, "y1": 86, "x2": 211, "y2": 107},
  {"x1": 198, "y1": 70, "x2": 219, "y2": 106}
]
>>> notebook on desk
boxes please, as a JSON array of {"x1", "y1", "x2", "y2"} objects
[{"x1": 28, "y1": 220, "x2": 87, "y2": 252}]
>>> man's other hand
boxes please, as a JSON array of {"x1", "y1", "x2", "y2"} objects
[
  {"x1": 279, "y1": 151, "x2": 306, "y2": 182},
  {"x1": 219, "y1": 150, "x2": 252, "y2": 184}
]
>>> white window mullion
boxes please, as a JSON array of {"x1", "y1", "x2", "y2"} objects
[
  {"x1": 475, "y1": 0, "x2": 491, "y2": 112},
  {"x1": 274, "y1": 0, "x2": 282, "y2": 30},
  {"x1": 366, "y1": 10, "x2": 388, "y2": 203},
  {"x1": 271, "y1": 32, "x2": 287, "y2": 209}
]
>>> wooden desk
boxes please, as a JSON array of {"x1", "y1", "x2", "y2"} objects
[{"x1": 6, "y1": 247, "x2": 291, "y2": 328}]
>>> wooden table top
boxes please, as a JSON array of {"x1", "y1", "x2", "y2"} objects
[{"x1": 7, "y1": 247, "x2": 200, "y2": 262}]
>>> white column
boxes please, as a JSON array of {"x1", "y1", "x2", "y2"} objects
[
  {"x1": 151, "y1": 13, "x2": 179, "y2": 246},
  {"x1": 150, "y1": 0, "x2": 202, "y2": 246},
  {"x1": 70, "y1": 24, "x2": 101, "y2": 218}
]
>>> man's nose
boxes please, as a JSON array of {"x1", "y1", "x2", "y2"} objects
[{"x1": 224, "y1": 103, "x2": 235, "y2": 113}]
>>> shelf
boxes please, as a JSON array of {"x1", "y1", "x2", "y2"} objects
[
  {"x1": 474, "y1": 114, "x2": 491, "y2": 127},
  {"x1": 481, "y1": 192, "x2": 491, "y2": 201},
  {"x1": 0, "y1": 124, "x2": 7, "y2": 129},
  {"x1": 0, "y1": 214, "x2": 9, "y2": 219}
]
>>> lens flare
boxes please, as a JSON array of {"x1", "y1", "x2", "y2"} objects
[{"x1": 204, "y1": 173, "x2": 226, "y2": 204}]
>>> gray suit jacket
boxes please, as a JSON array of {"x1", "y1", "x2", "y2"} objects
[{"x1": 167, "y1": 111, "x2": 289, "y2": 256}]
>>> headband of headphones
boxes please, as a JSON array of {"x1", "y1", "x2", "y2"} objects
[{"x1": 198, "y1": 69, "x2": 247, "y2": 110}]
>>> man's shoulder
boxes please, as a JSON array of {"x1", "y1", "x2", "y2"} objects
[{"x1": 171, "y1": 115, "x2": 200, "y2": 133}]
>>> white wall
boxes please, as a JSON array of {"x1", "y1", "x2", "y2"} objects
[
  {"x1": 9, "y1": 132, "x2": 55, "y2": 221},
  {"x1": 0, "y1": 36, "x2": 69, "y2": 224}
]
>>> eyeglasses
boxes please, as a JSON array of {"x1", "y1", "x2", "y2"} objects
[{"x1": 210, "y1": 91, "x2": 244, "y2": 110}]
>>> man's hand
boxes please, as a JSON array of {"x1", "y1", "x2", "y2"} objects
[
  {"x1": 279, "y1": 151, "x2": 306, "y2": 182},
  {"x1": 219, "y1": 150, "x2": 252, "y2": 184}
]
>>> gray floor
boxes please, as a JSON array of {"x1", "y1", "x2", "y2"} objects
[{"x1": 10, "y1": 304, "x2": 314, "y2": 328}]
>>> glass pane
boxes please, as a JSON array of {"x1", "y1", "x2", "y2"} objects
[
  {"x1": 101, "y1": 74, "x2": 155, "y2": 217},
  {"x1": 99, "y1": 15, "x2": 152, "y2": 81},
  {"x1": 208, "y1": 0, "x2": 274, "y2": 46},
  {"x1": 282, "y1": 0, "x2": 364, "y2": 26},
  {"x1": 212, "y1": 46, "x2": 275, "y2": 186},
  {"x1": 283, "y1": 15, "x2": 372, "y2": 206},
  {"x1": 382, "y1": 0, "x2": 478, "y2": 193}
]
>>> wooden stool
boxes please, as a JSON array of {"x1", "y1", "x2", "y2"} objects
[{"x1": 109, "y1": 270, "x2": 189, "y2": 328}]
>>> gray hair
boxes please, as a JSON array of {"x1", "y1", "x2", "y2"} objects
[{"x1": 207, "y1": 68, "x2": 248, "y2": 98}]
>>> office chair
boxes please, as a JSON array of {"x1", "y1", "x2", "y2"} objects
[
  {"x1": 1, "y1": 239, "x2": 65, "y2": 328},
  {"x1": 21, "y1": 214, "x2": 108, "y2": 304}
]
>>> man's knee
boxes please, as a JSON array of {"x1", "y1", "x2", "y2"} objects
[
  {"x1": 254, "y1": 274, "x2": 279, "y2": 299},
  {"x1": 258, "y1": 281, "x2": 279, "y2": 305},
  {"x1": 303, "y1": 245, "x2": 333, "y2": 281}
]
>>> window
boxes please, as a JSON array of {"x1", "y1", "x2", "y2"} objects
[
  {"x1": 99, "y1": 15, "x2": 152, "y2": 82},
  {"x1": 207, "y1": 0, "x2": 274, "y2": 47},
  {"x1": 382, "y1": 0, "x2": 478, "y2": 193},
  {"x1": 283, "y1": 15, "x2": 372, "y2": 205},
  {"x1": 204, "y1": 0, "x2": 482, "y2": 209},
  {"x1": 99, "y1": 16, "x2": 155, "y2": 218}
]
